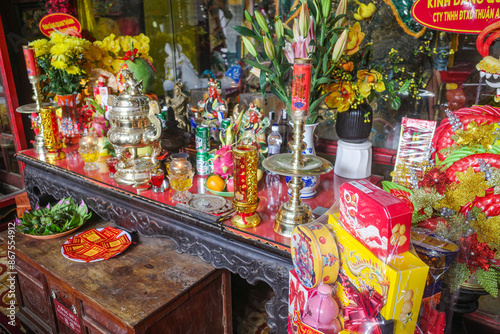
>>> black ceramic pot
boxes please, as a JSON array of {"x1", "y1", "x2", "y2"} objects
[{"x1": 335, "y1": 103, "x2": 373, "y2": 143}]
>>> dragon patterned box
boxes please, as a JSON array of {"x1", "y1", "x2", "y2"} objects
[
  {"x1": 329, "y1": 214, "x2": 429, "y2": 334},
  {"x1": 339, "y1": 180, "x2": 413, "y2": 258}
]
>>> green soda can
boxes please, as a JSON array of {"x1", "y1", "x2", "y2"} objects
[
  {"x1": 208, "y1": 151, "x2": 215, "y2": 174},
  {"x1": 220, "y1": 118, "x2": 231, "y2": 139},
  {"x1": 195, "y1": 125, "x2": 209, "y2": 152},
  {"x1": 196, "y1": 152, "x2": 210, "y2": 175}
]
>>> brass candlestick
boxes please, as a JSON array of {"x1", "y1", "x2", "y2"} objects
[
  {"x1": 262, "y1": 58, "x2": 333, "y2": 237},
  {"x1": 17, "y1": 45, "x2": 48, "y2": 155}
]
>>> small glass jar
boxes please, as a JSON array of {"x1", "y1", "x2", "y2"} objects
[
  {"x1": 78, "y1": 132, "x2": 100, "y2": 171},
  {"x1": 167, "y1": 152, "x2": 194, "y2": 201}
]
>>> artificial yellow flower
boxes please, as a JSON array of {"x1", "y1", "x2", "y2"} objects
[
  {"x1": 325, "y1": 82, "x2": 355, "y2": 112},
  {"x1": 344, "y1": 22, "x2": 365, "y2": 56},
  {"x1": 137, "y1": 33, "x2": 150, "y2": 44},
  {"x1": 354, "y1": 3, "x2": 377, "y2": 21},
  {"x1": 137, "y1": 42, "x2": 150, "y2": 54},
  {"x1": 356, "y1": 69, "x2": 385, "y2": 97},
  {"x1": 111, "y1": 59, "x2": 124, "y2": 73}
]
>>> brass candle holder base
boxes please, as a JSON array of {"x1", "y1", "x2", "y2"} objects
[
  {"x1": 231, "y1": 199, "x2": 261, "y2": 228},
  {"x1": 262, "y1": 115, "x2": 333, "y2": 238},
  {"x1": 46, "y1": 151, "x2": 65, "y2": 162}
]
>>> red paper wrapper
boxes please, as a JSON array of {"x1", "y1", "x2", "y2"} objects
[
  {"x1": 291, "y1": 60, "x2": 312, "y2": 117},
  {"x1": 23, "y1": 46, "x2": 40, "y2": 77}
]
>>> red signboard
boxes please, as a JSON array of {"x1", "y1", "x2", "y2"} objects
[
  {"x1": 39, "y1": 13, "x2": 82, "y2": 37},
  {"x1": 54, "y1": 299, "x2": 81, "y2": 334},
  {"x1": 411, "y1": 0, "x2": 500, "y2": 34}
]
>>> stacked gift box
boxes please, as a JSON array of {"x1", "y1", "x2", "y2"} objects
[{"x1": 289, "y1": 180, "x2": 434, "y2": 334}]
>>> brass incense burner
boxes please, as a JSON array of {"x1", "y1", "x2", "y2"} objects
[{"x1": 108, "y1": 69, "x2": 162, "y2": 187}]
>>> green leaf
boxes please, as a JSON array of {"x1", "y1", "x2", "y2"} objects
[
  {"x1": 398, "y1": 79, "x2": 412, "y2": 93},
  {"x1": 270, "y1": 84, "x2": 289, "y2": 106},
  {"x1": 260, "y1": 70, "x2": 268, "y2": 96},
  {"x1": 315, "y1": 77, "x2": 333, "y2": 86},
  {"x1": 233, "y1": 26, "x2": 262, "y2": 42},
  {"x1": 242, "y1": 59, "x2": 273, "y2": 74},
  {"x1": 309, "y1": 94, "x2": 328, "y2": 115},
  {"x1": 391, "y1": 97, "x2": 401, "y2": 110},
  {"x1": 476, "y1": 269, "x2": 500, "y2": 298}
]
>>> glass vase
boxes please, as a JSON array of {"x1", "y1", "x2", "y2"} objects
[
  {"x1": 78, "y1": 132, "x2": 100, "y2": 171},
  {"x1": 167, "y1": 152, "x2": 194, "y2": 202}
]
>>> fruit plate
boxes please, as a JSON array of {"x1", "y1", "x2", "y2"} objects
[
  {"x1": 204, "y1": 182, "x2": 234, "y2": 197},
  {"x1": 21, "y1": 225, "x2": 85, "y2": 240},
  {"x1": 61, "y1": 227, "x2": 132, "y2": 263}
]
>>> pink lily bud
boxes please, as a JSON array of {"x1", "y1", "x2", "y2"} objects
[{"x1": 284, "y1": 41, "x2": 294, "y2": 63}]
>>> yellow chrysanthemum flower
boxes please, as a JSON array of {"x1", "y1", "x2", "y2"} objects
[
  {"x1": 50, "y1": 32, "x2": 67, "y2": 45},
  {"x1": 65, "y1": 65, "x2": 80, "y2": 75},
  {"x1": 50, "y1": 43, "x2": 70, "y2": 56},
  {"x1": 51, "y1": 59, "x2": 67, "y2": 69}
]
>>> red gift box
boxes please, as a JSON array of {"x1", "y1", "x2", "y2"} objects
[
  {"x1": 288, "y1": 270, "x2": 314, "y2": 334},
  {"x1": 339, "y1": 180, "x2": 412, "y2": 258}
]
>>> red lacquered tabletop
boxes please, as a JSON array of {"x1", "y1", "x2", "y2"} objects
[{"x1": 20, "y1": 145, "x2": 383, "y2": 252}]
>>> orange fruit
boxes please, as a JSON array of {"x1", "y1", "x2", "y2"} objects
[{"x1": 207, "y1": 175, "x2": 225, "y2": 192}]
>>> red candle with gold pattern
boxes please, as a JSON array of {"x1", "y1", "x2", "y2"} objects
[
  {"x1": 291, "y1": 58, "x2": 312, "y2": 118},
  {"x1": 23, "y1": 45, "x2": 40, "y2": 77},
  {"x1": 232, "y1": 144, "x2": 260, "y2": 228}
]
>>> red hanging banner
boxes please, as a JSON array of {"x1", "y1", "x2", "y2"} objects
[
  {"x1": 411, "y1": 0, "x2": 500, "y2": 34},
  {"x1": 39, "y1": 13, "x2": 82, "y2": 37}
]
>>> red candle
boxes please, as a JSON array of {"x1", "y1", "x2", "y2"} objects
[
  {"x1": 23, "y1": 45, "x2": 40, "y2": 77},
  {"x1": 291, "y1": 58, "x2": 312, "y2": 118}
]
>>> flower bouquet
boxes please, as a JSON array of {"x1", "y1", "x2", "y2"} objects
[
  {"x1": 90, "y1": 33, "x2": 155, "y2": 93},
  {"x1": 234, "y1": 0, "x2": 349, "y2": 124},
  {"x1": 383, "y1": 105, "x2": 500, "y2": 296},
  {"x1": 30, "y1": 32, "x2": 91, "y2": 96}
]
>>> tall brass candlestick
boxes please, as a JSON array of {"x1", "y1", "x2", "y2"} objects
[
  {"x1": 262, "y1": 58, "x2": 333, "y2": 237},
  {"x1": 22, "y1": 45, "x2": 46, "y2": 154}
]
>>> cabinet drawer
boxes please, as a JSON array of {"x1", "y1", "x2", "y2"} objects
[
  {"x1": 48, "y1": 279, "x2": 83, "y2": 334},
  {"x1": 17, "y1": 271, "x2": 55, "y2": 333},
  {"x1": 16, "y1": 255, "x2": 44, "y2": 285},
  {"x1": 81, "y1": 302, "x2": 128, "y2": 334}
]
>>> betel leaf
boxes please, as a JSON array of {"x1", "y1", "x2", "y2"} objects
[{"x1": 17, "y1": 197, "x2": 92, "y2": 236}]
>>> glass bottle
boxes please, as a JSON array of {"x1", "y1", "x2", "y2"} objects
[
  {"x1": 267, "y1": 124, "x2": 282, "y2": 157},
  {"x1": 302, "y1": 284, "x2": 341, "y2": 334}
]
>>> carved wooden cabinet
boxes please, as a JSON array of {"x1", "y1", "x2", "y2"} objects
[{"x1": 2, "y1": 220, "x2": 232, "y2": 334}]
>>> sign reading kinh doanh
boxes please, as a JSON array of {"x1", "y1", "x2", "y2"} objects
[{"x1": 412, "y1": 0, "x2": 500, "y2": 34}]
